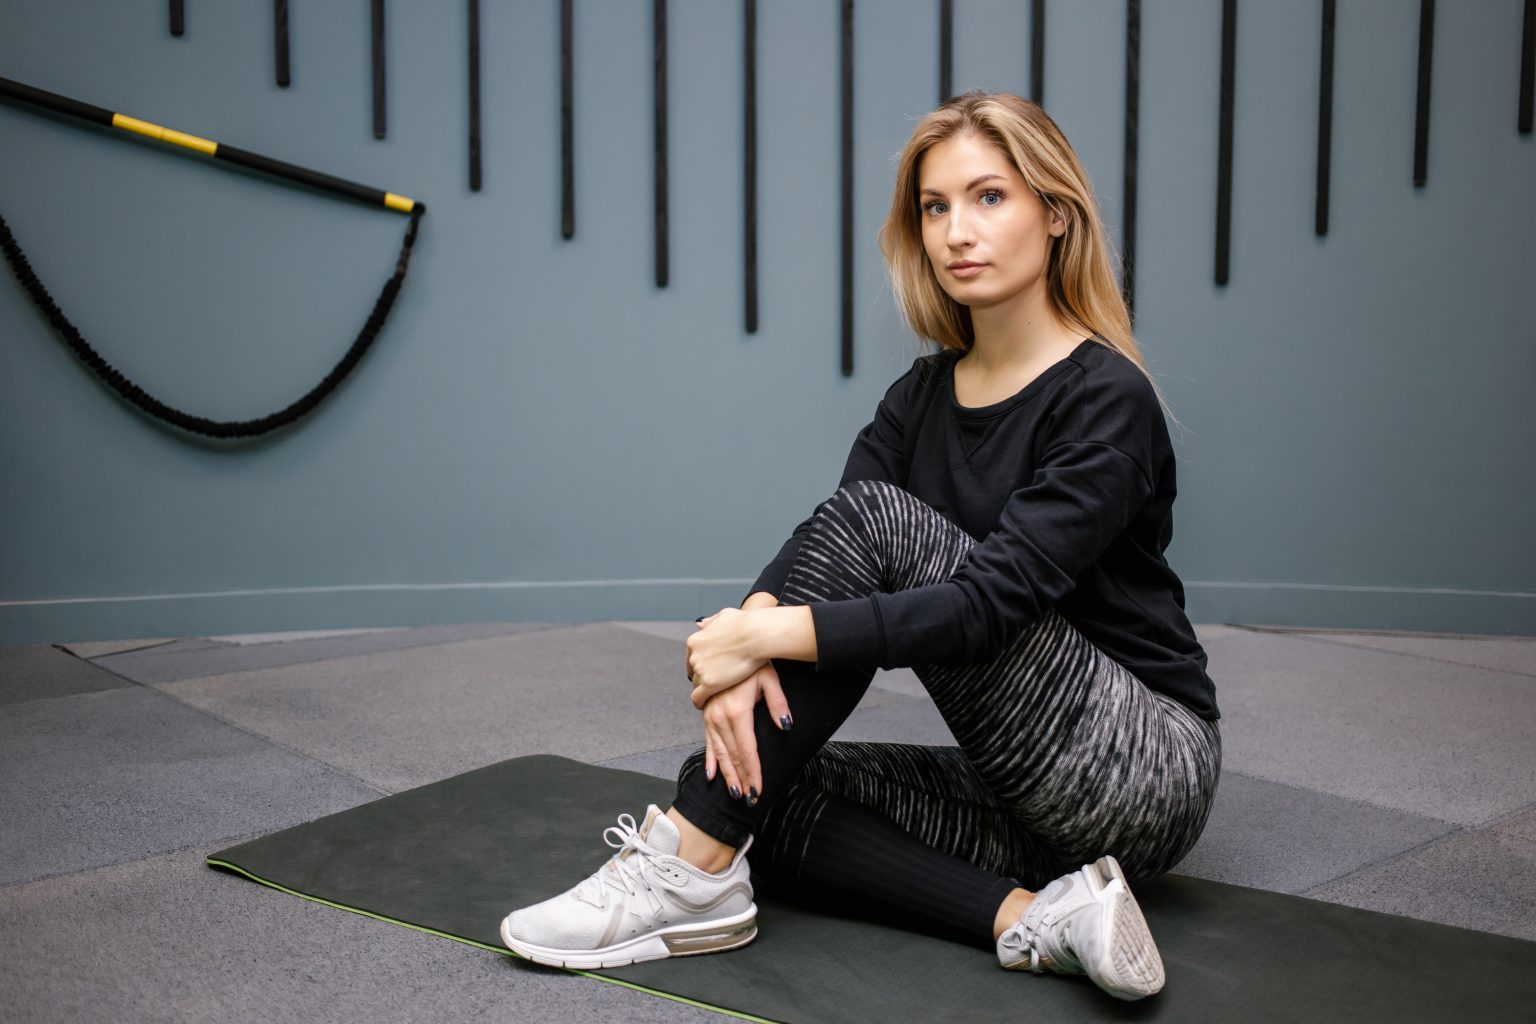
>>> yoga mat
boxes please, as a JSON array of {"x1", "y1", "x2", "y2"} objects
[{"x1": 209, "y1": 755, "x2": 1536, "y2": 1023}]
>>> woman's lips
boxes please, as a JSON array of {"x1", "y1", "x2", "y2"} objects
[{"x1": 949, "y1": 262, "x2": 986, "y2": 278}]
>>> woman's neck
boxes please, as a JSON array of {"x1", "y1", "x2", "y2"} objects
[{"x1": 963, "y1": 287, "x2": 1086, "y2": 372}]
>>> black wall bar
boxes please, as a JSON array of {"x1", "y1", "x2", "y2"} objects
[
  {"x1": 1031, "y1": 0, "x2": 1045, "y2": 105},
  {"x1": 0, "y1": 76, "x2": 420, "y2": 213},
  {"x1": 744, "y1": 0, "x2": 759, "y2": 333},
  {"x1": 561, "y1": 0, "x2": 575, "y2": 238},
  {"x1": 1413, "y1": 0, "x2": 1434, "y2": 187},
  {"x1": 940, "y1": 0, "x2": 954, "y2": 105},
  {"x1": 275, "y1": 1, "x2": 291, "y2": 88},
  {"x1": 372, "y1": 0, "x2": 387, "y2": 139},
  {"x1": 468, "y1": 0, "x2": 482, "y2": 191},
  {"x1": 1122, "y1": 0, "x2": 1140, "y2": 321},
  {"x1": 170, "y1": 0, "x2": 185, "y2": 37},
  {"x1": 841, "y1": 0, "x2": 855, "y2": 377},
  {"x1": 654, "y1": 0, "x2": 669, "y2": 288},
  {"x1": 1316, "y1": 0, "x2": 1335, "y2": 236},
  {"x1": 1215, "y1": 0, "x2": 1236, "y2": 286},
  {"x1": 1522, "y1": 0, "x2": 1534, "y2": 134}
]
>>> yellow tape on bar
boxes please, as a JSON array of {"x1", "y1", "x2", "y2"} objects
[
  {"x1": 112, "y1": 114, "x2": 218, "y2": 156},
  {"x1": 384, "y1": 192, "x2": 415, "y2": 212}
]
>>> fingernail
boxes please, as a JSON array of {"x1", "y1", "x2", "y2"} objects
[
  {"x1": 706, "y1": 764, "x2": 715, "y2": 781},
  {"x1": 780, "y1": 714, "x2": 794, "y2": 732},
  {"x1": 729, "y1": 785, "x2": 741, "y2": 800},
  {"x1": 695, "y1": 615, "x2": 705, "y2": 623},
  {"x1": 748, "y1": 787, "x2": 759, "y2": 807}
]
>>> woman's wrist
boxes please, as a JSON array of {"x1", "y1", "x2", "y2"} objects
[{"x1": 749, "y1": 605, "x2": 817, "y2": 663}]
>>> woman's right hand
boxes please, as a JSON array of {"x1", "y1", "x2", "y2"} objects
[{"x1": 702, "y1": 660, "x2": 792, "y2": 807}]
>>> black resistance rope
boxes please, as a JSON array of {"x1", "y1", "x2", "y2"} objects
[{"x1": 0, "y1": 75, "x2": 426, "y2": 439}]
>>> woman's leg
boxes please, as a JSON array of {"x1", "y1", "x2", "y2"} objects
[{"x1": 676, "y1": 479, "x2": 1220, "y2": 944}]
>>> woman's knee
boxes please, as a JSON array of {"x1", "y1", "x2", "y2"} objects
[{"x1": 675, "y1": 745, "x2": 708, "y2": 793}]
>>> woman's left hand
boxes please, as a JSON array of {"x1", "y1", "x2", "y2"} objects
[{"x1": 687, "y1": 608, "x2": 768, "y2": 709}]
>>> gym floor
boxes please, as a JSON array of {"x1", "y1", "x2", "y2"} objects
[{"x1": 2, "y1": 621, "x2": 1533, "y2": 1022}]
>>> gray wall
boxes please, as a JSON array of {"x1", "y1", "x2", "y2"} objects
[{"x1": 1, "y1": 0, "x2": 1532, "y2": 644}]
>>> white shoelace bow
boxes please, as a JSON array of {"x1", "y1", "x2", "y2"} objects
[
  {"x1": 999, "y1": 922, "x2": 1046, "y2": 973},
  {"x1": 573, "y1": 814, "x2": 664, "y2": 914}
]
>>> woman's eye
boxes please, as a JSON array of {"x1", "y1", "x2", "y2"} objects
[
  {"x1": 922, "y1": 200, "x2": 948, "y2": 216},
  {"x1": 979, "y1": 189, "x2": 1004, "y2": 206}
]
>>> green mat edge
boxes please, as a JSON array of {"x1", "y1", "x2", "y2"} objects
[{"x1": 204, "y1": 856, "x2": 782, "y2": 1024}]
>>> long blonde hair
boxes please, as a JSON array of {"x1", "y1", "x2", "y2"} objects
[{"x1": 878, "y1": 90, "x2": 1178, "y2": 426}]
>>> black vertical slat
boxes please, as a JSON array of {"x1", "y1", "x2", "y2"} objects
[
  {"x1": 841, "y1": 0, "x2": 855, "y2": 377},
  {"x1": 1521, "y1": 0, "x2": 1534, "y2": 134},
  {"x1": 469, "y1": 0, "x2": 482, "y2": 191},
  {"x1": 744, "y1": 0, "x2": 758, "y2": 333},
  {"x1": 1316, "y1": 0, "x2": 1335, "y2": 236},
  {"x1": 170, "y1": 0, "x2": 185, "y2": 37},
  {"x1": 1123, "y1": 0, "x2": 1140, "y2": 321},
  {"x1": 654, "y1": 0, "x2": 669, "y2": 288},
  {"x1": 561, "y1": 0, "x2": 575, "y2": 238},
  {"x1": 1215, "y1": 0, "x2": 1236, "y2": 286},
  {"x1": 276, "y1": 0, "x2": 291, "y2": 87},
  {"x1": 372, "y1": 0, "x2": 387, "y2": 139},
  {"x1": 1030, "y1": 0, "x2": 1045, "y2": 105},
  {"x1": 1413, "y1": 0, "x2": 1434, "y2": 187},
  {"x1": 939, "y1": 0, "x2": 953, "y2": 105}
]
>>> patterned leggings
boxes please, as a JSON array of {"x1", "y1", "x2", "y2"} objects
[{"x1": 671, "y1": 479, "x2": 1222, "y2": 948}]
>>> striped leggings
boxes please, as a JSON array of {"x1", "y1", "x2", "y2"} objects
[{"x1": 671, "y1": 479, "x2": 1222, "y2": 948}]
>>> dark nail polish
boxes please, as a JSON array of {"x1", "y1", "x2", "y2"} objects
[
  {"x1": 748, "y1": 787, "x2": 759, "y2": 807},
  {"x1": 695, "y1": 615, "x2": 705, "y2": 623},
  {"x1": 780, "y1": 714, "x2": 794, "y2": 732},
  {"x1": 729, "y1": 785, "x2": 741, "y2": 800}
]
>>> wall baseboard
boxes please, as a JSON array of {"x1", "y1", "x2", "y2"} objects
[{"x1": 1, "y1": 578, "x2": 1532, "y2": 645}]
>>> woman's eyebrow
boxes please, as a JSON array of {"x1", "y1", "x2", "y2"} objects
[{"x1": 919, "y1": 173, "x2": 1005, "y2": 197}]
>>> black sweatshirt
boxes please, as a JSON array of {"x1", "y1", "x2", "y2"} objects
[{"x1": 744, "y1": 338, "x2": 1220, "y2": 721}]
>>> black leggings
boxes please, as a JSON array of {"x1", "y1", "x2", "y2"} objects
[{"x1": 670, "y1": 480, "x2": 1222, "y2": 949}]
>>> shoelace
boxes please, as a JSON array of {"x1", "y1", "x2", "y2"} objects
[
  {"x1": 573, "y1": 814, "x2": 664, "y2": 914},
  {"x1": 999, "y1": 922, "x2": 1046, "y2": 973}
]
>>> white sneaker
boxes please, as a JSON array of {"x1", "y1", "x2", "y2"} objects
[
  {"x1": 997, "y1": 854, "x2": 1165, "y2": 1001},
  {"x1": 500, "y1": 805, "x2": 758, "y2": 970}
]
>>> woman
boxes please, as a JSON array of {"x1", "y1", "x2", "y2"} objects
[{"x1": 502, "y1": 90, "x2": 1221, "y2": 1003}]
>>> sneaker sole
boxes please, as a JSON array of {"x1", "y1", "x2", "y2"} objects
[
  {"x1": 500, "y1": 905, "x2": 758, "y2": 970},
  {"x1": 1084, "y1": 855, "x2": 1166, "y2": 1000}
]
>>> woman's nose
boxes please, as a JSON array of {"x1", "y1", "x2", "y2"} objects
[{"x1": 945, "y1": 209, "x2": 975, "y2": 246}]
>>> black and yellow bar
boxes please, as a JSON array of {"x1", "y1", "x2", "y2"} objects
[{"x1": 0, "y1": 76, "x2": 420, "y2": 214}]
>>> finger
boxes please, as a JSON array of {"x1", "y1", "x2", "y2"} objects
[
  {"x1": 691, "y1": 683, "x2": 708, "y2": 712},
  {"x1": 703, "y1": 729, "x2": 717, "y2": 781},
  {"x1": 729, "y1": 708, "x2": 762, "y2": 805},
  {"x1": 708, "y1": 717, "x2": 744, "y2": 800},
  {"x1": 759, "y1": 667, "x2": 794, "y2": 732}
]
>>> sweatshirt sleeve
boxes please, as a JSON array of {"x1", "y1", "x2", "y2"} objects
[
  {"x1": 741, "y1": 358, "x2": 922, "y2": 605},
  {"x1": 809, "y1": 365, "x2": 1159, "y2": 670}
]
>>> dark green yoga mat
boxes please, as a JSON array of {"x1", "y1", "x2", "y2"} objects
[{"x1": 208, "y1": 755, "x2": 1536, "y2": 1023}]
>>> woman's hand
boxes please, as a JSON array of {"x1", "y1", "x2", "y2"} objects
[
  {"x1": 701, "y1": 662, "x2": 793, "y2": 805},
  {"x1": 686, "y1": 607, "x2": 769, "y2": 707}
]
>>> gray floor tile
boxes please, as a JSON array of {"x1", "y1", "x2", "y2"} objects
[
  {"x1": 598, "y1": 743, "x2": 701, "y2": 781},
  {"x1": 95, "y1": 622, "x2": 563, "y2": 685},
  {"x1": 1490, "y1": 805, "x2": 1536, "y2": 843},
  {"x1": 1290, "y1": 632, "x2": 1536, "y2": 677},
  {"x1": 0, "y1": 687, "x2": 381, "y2": 888},
  {"x1": 58, "y1": 638, "x2": 176, "y2": 659},
  {"x1": 1193, "y1": 624, "x2": 1245, "y2": 643},
  {"x1": 159, "y1": 624, "x2": 762, "y2": 793},
  {"x1": 0, "y1": 645, "x2": 135, "y2": 706},
  {"x1": 1304, "y1": 829, "x2": 1536, "y2": 942},
  {"x1": 0, "y1": 848, "x2": 718, "y2": 1024},
  {"x1": 828, "y1": 698, "x2": 957, "y2": 746},
  {"x1": 205, "y1": 628, "x2": 400, "y2": 645},
  {"x1": 1205, "y1": 631, "x2": 1536, "y2": 825},
  {"x1": 1174, "y1": 771, "x2": 1458, "y2": 893}
]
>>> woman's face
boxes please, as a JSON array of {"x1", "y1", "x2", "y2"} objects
[{"x1": 917, "y1": 133, "x2": 1064, "y2": 312}]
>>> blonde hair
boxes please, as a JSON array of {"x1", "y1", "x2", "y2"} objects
[{"x1": 878, "y1": 89, "x2": 1179, "y2": 427}]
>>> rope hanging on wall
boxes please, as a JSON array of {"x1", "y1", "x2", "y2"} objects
[
  {"x1": 841, "y1": 0, "x2": 855, "y2": 377},
  {"x1": 743, "y1": 0, "x2": 758, "y2": 333},
  {"x1": 1215, "y1": 0, "x2": 1237, "y2": 286},
  {"x1": 0, "y1": 76, "x2": 426, "y2": 440},
  {"x1": 561, "y1": 0, "x2": 575, "y2": 238},
  {"x1": 372, "y1": 0, "x2": 387, "y2": 139},
  {"x1": 468, "y1": 0, "x2": 482, "y2": 191},
  {"x1": 1031, "y1": 0, "x2": 1045, "y2": 106},
  {"x1": 1316, "y1": 0, "x2": 1336, "y2": 236},
  {"x1": 276, "y1": 0, "x2": 291, "y2": 88},
  {"x1": 654, "y1": 0, "x2": 669, "y2": 288},
  {"x1": 1122, "y1": 0, "x2": 1141, "y2": 321}
]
